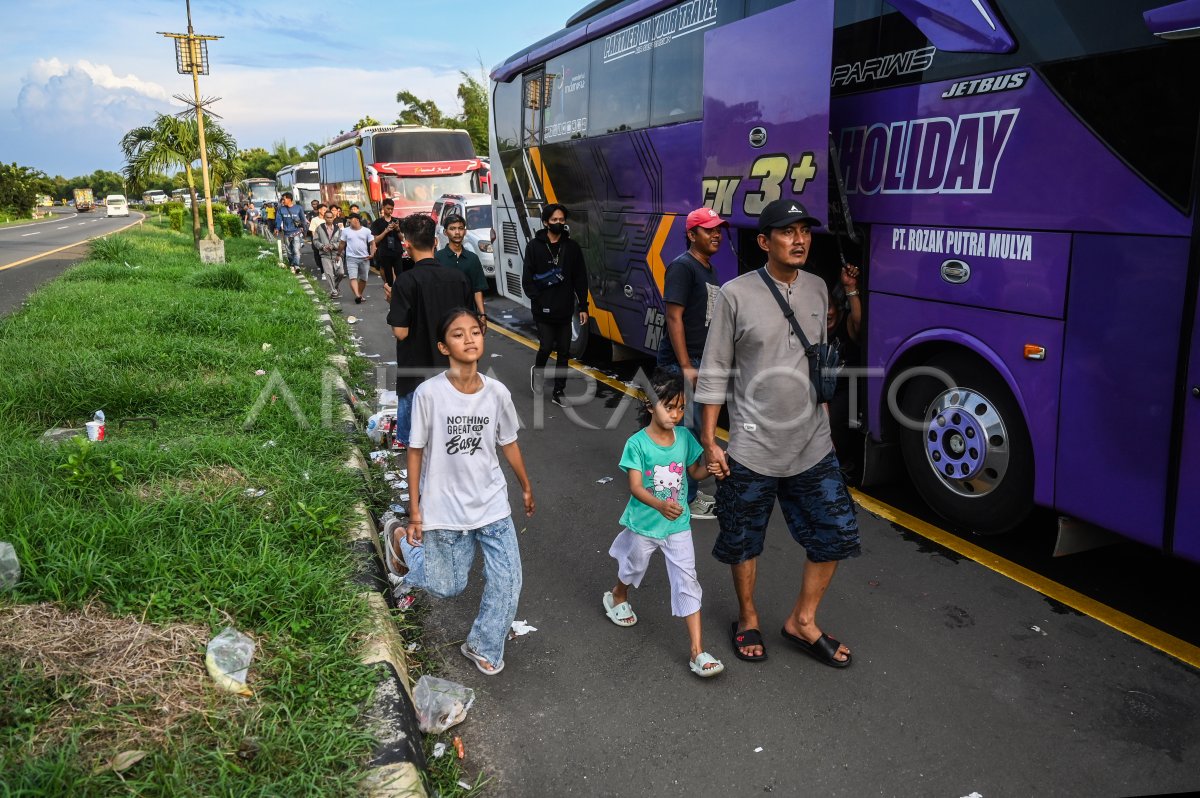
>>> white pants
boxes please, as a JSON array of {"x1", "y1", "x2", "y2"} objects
[{"x1": 608, "y1": 528, "x2": 702, "y2": 617}]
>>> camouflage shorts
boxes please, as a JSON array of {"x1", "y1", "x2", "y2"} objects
[{"x1": 713, "y1": 451, "x2": 861, "y2": 565}]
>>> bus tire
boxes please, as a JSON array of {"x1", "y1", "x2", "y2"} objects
[{"x1": 897, "y1": 353, "x2": 1033, "y2": 534}]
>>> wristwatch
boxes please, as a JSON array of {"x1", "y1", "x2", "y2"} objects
[{"x1": 846, "y1": 290, "x2": 860, "y2": 297}]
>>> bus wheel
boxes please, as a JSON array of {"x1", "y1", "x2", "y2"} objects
[{"x1": 897, "y1": 354, "x2": 1033, "y2": 534}]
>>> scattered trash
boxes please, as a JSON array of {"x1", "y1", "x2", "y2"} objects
[
  {"x1": 384, "y1": 471, "x2": 401, "y2": 482},
  {"x1": 389, "y1": 504, "x2": 406, "y2": 515},
  {"x1": 243, "y1": 488, "x2": 266, "y2": 499},
  {"x1": 365, "y1": 353, "x2": 380, "y2": 359},
  {"x1": 1030, "y1": 625, "x2": 1047, "y2": 635},
  {"x1": 406, "y1": 642, "x2": 418, "y2": 653},
  {"x1": 262, "y1": 440, "x2": 277, "y2": 448},
  {"x1": 520, "y1": 527, "x2": 527, "y2": 534},
  {"x1": 453, "y1": 736, "x2": 465, "y2": 759},
  {"x1": 754, "y1": 747, "x2": 764, "y2": 753},
  {"x1": 490, "y1": 353, "x2": 502, "y2": 358},
  {"x1": 396, "y1": 594, "x2": 416, "y2": 611},
  {"x1": 457, "y1": 781, "x2": 472, "y2": 791},
  {"x1": 366, "y1": 411, "x2": 393, "y2": 444},
  {"x1": 396, "y1": 481, "x2": 408, "y2": 489},
  {"x1": 413, "y1": 676, "x2": 474, "y2": 733},
  {"x1": 301, "y1": 471, "x2": 310, "y2": 482},
  {"x1": 346, "y1": 316, "x2": 359, "y2": 324},
  {"x1": 868, "y1": 580, "x2": 880, "y2": 587},
  {"x1": 254, "y1": 369, "x2": 266, "y2": 376},
  {"x1": 0, "y1": 542, "x2": 20, "y2": 589},
  {"x1": 432, "y1": 742, "x2": 447, "y2": 759},
  {"x1": 596, "y1": 477, "x2": 614, "y2": 484},
  {"x1": 205, "y1": 627, "x2": 255, "y2": 697},
  {"x1": 399, "y1": 493, "x2": 410, "y2": 502},
  {"x1": 86, "y1": 410, "x2": 106, "y2": 442},
  {"x1": 369, "y1": 450, "x2": 390, "y2": 463},
  {"x1": 959, "y1": 793, "x2": 983, "y2": 798},
  {"x1": 261, "y1": 343, "x2": 272, "y2": 352},
  {"x1": 510, "y1": 620, "x2": 538, "y2": 637},
  {"x1": 92, "y1": 749, "x2": 149, "y2": 775}
]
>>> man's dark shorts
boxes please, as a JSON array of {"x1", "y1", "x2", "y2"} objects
[{"x1": 713, "y1": 450, "x2": 860, "y2": 564}]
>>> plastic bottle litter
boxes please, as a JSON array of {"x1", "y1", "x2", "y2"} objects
[
  {"x1": 0, "y1": 542, "x2": 20, "y2": 590},
  {"x1": 205, "y1": 627, "x2": 256, "y2": 697},
  {"x1": 413, "y1": 676, "x2": 474, "y2": 733},
  {"x1": 86, "y1": 410, "x2": 106, "y2": 442},
  {"x1": 596, "y1": 476, "x2": 614, "y2": 484}
]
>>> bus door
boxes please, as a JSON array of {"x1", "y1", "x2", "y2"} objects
[
  {"x1": 1173, "y1": 232, "x2": 1200, "y2": 561},
  {"x1": 700, "y1": 0, "x2": 834, "y2": 263}
]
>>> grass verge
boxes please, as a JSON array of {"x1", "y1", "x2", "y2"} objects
[{"x1": 0, "y1": 224, "x2": 378, "y2": 794}]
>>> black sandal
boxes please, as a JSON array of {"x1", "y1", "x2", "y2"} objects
[
  {"x1": 780, "y1": 628, "x2": 852, "y2": 668},
  {"x1": 731, "y1": 622, "x2": 768, "y2": 662}
]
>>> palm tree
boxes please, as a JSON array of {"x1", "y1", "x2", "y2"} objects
[{"x1": 121, "y1": 114, "x2": 240, "y2": 247}]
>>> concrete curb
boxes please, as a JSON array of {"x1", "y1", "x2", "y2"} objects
[{"x1": 294, "y1": 269, "x2": 428, "y2": 797}]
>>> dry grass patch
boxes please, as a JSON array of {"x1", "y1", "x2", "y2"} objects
[
  {"x1": 130, "y1": 464, "x2": 248, "y2": 502},
  {"x1": 0, "y1": 602, "x2": 251, "y2": 761}
]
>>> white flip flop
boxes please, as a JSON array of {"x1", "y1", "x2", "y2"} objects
[
  {"x1": 460, "y1": 642, "x2": 504, "y2": 676},
  {"x1": 602, "y1": 591, "x2": 637, "y2": 627},
  {"x1": 689, "y1": 651, "x2": 725, "y2": 678}
]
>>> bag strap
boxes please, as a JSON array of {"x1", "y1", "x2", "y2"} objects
[{"x1": 756, "y1": 267, "x2": 816, "y2": 351}]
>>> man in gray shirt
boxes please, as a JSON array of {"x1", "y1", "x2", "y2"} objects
[{"x1": 696, "y1": 198, "x2": 860, "y2": 669}]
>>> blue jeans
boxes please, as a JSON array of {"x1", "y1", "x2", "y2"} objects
[
  {"x1": 399, "y1": 516, "x2": 523, "y2": 667},
  {"x1": 659, "y1": 357, "x2": 702, "y2": 504},
  {"x1": 394, "y1": 391, "x2": 413, "y2": 446},
  {"x1": 284, "y1": 232, "x2": 303, "y2": 267}
]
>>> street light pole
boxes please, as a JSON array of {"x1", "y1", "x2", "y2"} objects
[{"x1": 160, "y1": 0, "x2": 224, "y2": 263}]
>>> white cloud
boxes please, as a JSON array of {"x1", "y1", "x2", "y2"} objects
[{"x1": 15, "y1": 58, "x2": 176, "y2": 131}]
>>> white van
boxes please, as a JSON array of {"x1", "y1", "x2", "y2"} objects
[
  {"x1": 432, "y1": 193, "x2": 495, "y2": 280},
  {"x1": 105, "y1": 194, "x2": 130, "y2": 217}
]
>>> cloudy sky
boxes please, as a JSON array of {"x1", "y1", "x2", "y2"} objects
[{"x1": 0, "y1": 0, "x2": 564, "y2": 177}]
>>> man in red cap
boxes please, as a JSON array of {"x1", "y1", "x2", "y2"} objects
[{"x1": 656, "y1": 206, "x2": 727, "y2": 520}]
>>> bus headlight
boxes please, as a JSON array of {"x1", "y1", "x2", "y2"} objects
[{"x1": 479, "y1": 240, "x2": 493, "y2": 253}]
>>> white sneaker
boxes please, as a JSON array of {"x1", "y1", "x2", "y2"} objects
[
  {"x1": 695, "y1": 490, "x2": 716, "y2": 505},
  {"x1": 689, "y1": 496, "x2": 717, "y2": 520}
]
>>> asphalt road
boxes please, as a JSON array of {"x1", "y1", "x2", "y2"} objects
[
  {"x1": 0, "y1": 207, "x2": 145, "y2": 317},
  {"x1": 328, "y1": 259, "x2": 1200, "y2": 798}
]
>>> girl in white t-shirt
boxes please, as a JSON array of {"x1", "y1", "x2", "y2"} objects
[{"x1": 398, "y1": 308, "x2": 535, "y2": 675}]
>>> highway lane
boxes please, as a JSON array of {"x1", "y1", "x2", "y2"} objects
[
  {"x1": 0, "y1": 208, "x2": 145, "y2": 316},
  {"x1": 326, "y1": 260, "x2": 1199, "y2": 797}
]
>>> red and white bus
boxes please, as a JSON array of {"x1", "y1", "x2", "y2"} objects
[{"x1": 317, "y1": 125, "x2": 487, "y2": 218}]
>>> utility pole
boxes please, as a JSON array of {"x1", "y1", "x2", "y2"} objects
[{"x1": 160, "y1": 0, "x2": 224, "y2": 263}]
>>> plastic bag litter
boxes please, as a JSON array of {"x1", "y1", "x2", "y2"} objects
[
  {"x1": 413, "y1": 676, "x2": 475, "y2": 733},
  {"x1": 0, "y1": 542, "x2": 20, "y2": 589},
  {"x1": 365, "y1": 411, "x2": 391, "y2": 444},
  {"x1": 205, "y1": 627, "x2": 256, "y2": 696}
]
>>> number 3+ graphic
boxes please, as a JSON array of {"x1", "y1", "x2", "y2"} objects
[{"x1": 742, "y1": 153, "x2": 819, "y2": 216}]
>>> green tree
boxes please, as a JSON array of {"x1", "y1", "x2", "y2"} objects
[
  {"x1": 0, "y1": 162, "x2": 50, "y2": 219},
  {"x1": 393, "y1": 71, "x2": 490, "y2": 154},
  {"x1": 353, "y1": 115, "x2": 382, "y2": 130},
  {"x1": 121, "y1": 114, "x2": 239, "y2": 248},
  {"x1": 301, "y1": 141, "x2": 323, "y2": 161}
]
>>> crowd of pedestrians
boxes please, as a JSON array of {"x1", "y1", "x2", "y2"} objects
[{"x1": 303, "y1": 191, "x2": 864, "y2": 681}]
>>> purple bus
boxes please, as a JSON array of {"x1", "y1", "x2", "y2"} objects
[{"x1": 490, "y1": 0, "x2": 1200, "y2": 560}]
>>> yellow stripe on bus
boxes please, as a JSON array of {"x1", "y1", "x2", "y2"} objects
[
  {"x1": 529, "y1": 147, "x2": 558, "y2": 205},
  {"x1": 647, "y1": 213, "x2": 676, "y2": 295}
]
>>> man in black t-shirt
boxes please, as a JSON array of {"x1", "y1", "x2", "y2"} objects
[
  {"x1": 387, "y1": 213, "x2": 474, "y2": 445},
  {"x1": 656, "y1": 206, "x2": 727, "y2": 518},
  {"x1": 371, "y1": 199, "x2": 404, "y2": 298}
]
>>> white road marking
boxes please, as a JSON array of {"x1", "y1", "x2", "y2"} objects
[
  {"x1": 78, "y1": 222, "x2": 87, "y2": 226},
  {"x1": 57, "y1": 225, "x2": 69, "y2": 229},
  {"x1": 20, "y1": 231, "x2": 40, "y2": 236}
]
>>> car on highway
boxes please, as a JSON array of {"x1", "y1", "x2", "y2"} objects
[
  {"x1": 432, "y1": 193, "x2": 495, "y2": 281},
  {"x1": 105, "y1": 195, "x2": 130, "y2": 217}
]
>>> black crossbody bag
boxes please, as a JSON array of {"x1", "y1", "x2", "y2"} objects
[{"x1": 757, "y1": 268, "x2": 841, "y2": 404}]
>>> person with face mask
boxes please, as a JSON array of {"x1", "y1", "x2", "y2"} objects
[{"x1": 521, "y1": 203, "x2": 589, "y2": 407}]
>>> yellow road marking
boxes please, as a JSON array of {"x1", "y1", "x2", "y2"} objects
[
  {"x1": 491, "y1": 317, "x2": 1200, "y2": 670},
  {"x1": 851, "y1": 490, "x2": 1200, "y2": 670},
  {"x1": 0, "y1": 215, "x2": 145, "y2": 273}
]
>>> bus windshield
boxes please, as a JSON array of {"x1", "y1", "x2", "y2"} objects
[
  {"x1": 381, "y1": 173, "x2": 474, "y2": 205},
  {"x1": 295, "y1": 168, "x2": 319, "y2": 184},
  {"x1": 374, "y1": 131, "x2": 474, "y2": 163},
  {"x1": 248, "y1": 184, "x2": 276, "y2": 201}
]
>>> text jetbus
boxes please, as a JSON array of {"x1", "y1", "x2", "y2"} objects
[
  {"x1": 489, "y1": 0, "x2": 1200, "y2": 560},
  {"x1": 317, "y1": 125, "x2": 488, "y2": 217}
]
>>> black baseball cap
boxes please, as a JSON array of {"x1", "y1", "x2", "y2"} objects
[{"x1": 757, "y1": 198, "x2": 822, "y2": 233}]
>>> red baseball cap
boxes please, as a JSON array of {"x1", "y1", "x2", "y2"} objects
[{"x1": 685, "y1": 207, "x2": 726, "y2": 231}]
